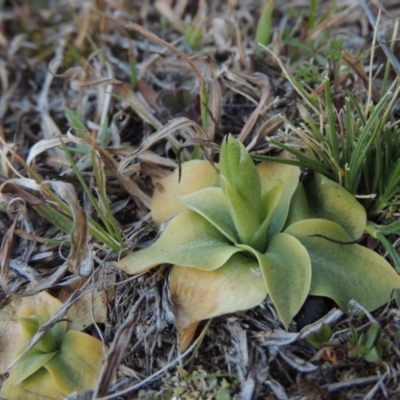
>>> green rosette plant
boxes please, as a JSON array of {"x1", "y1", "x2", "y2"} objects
[
  {"x1": 117, "y1": 135, "x2": 400, "y2": 351},
  {"x1": 0, "y1": 292, "x2": 107, "y2": 400}
]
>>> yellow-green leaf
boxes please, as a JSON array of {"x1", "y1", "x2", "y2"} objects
[
  {"x1": 219, "y1": 135, "x2": 261, "y2": 213},
  {"x1": 250, "y1": 182, "x2": 282, "y2": 252},
  {"x1": 0, "y1": 366, "x2": 65, "y2": 400},
  {"x1": 44, "y1": 330, "x2": 107, "y2": 394},
  {"x1": 6, "y1": 348, "x2": 58, "y2": 387},
  {"x1": 285, "y1": 219, "x2": 400, "y2": 311},
  {"x1": 116, "y1": 211, "x2": 242, "y2": 275},
  {"x1": 181, "y1": 187, "x2": 238, "y2": 243},
  {"x1": 239, "y1": 233, "x2": 312, "y2": 328},
  {"x1": 257, "y1": 156, "x2": 301, "y2": 237},
  {"x1": 221, "y1": 176, "x2": 261, "y2": 248},
  {"x1": 303, "y1": 174, "x2": 366, "y2": 240}
]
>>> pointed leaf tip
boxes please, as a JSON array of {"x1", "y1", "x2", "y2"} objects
[
  {"x1": 219, "y1": 135, "x2": 261, "y2": 213},
  {"x1": 116, "y1": 211, "x2": 241, "y2": 275}
]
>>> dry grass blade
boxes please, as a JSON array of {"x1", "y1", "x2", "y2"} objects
[
  {"x1": 0, "y1": 203, "x2": 68, "y2": 295},
  {"x1": 27, "y1": 136, "x2": 74, "y2": 166},
  {"x1": 92, "y1": 294, "x2": 145, "y2": 398},
  {"x1": 112, "y1": 81, "x2": 163, "y2": 129},
  {"x1": 38, "y1": 40, "x2": 68, "y2": 164},
  {"x1": 237, "y1": 78, "x2": 272, "y2": 144},
  {"x1": 357, "y1": 0, "x2": 400, "y2": 76},
  {"x1": 261, "y1": 46, "x2": 321, "y2": 115},
  {"x1": 342, "y1": 49, "x2": 381, "y2": 101},
  {"x1": 0, "y1": 217, "x2": 19, "y2": 295},
  {"x1": 118, "y1": 116, "x2": 208, "y2": 174},
  {"x1": 127, "y1": 23, "x2": 210, "y2": 132},
  {"x1": 205, "y1": 78, "x2": 222, "y2": 143},
  {"x1": 233, "y1": 19, "x2": 252, "y2": 74},
  {"x1": 128, "y1": 23, "x2": 206, "y2": 90},
  {"x1": 247, "y1": 113, "x2": 284, "y2": 150},
  {"x1": 52, "y1": 65, "x2": 163, "y2": 130},
  {"x1": 155, "y1": 0, "x2": 186, "y2": 32},
  {"x1": 307, "y1": 4, "x2": 359, "y2": 40},
  {"x1": 97, "y1": 146, "x2": 152, "y2": 209}
]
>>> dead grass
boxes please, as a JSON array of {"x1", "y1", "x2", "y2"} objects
[{"x1": 1, "y1": 0, "x2": 400, "y2": 399}]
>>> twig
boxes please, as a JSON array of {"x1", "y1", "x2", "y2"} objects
[{"x1": 357, "y1": 0, "x2": 400, "y2": 76}]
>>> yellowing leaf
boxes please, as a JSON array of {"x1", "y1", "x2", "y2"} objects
[
  {"x1": 151, "y1": 160, "x2": 219, "y2": 226},
  {"x1": 44, "y1": 330, "x2": 107, "y2": 394},
  {"x1": 0, "y1": 366, "x2": 66, "y2": 400},
  {"x1": 170, "y1": 253, "x2": 267, "y2": 352},
  {"x1": 6, "y1": 348, "x2": 57, "y2": 387},
  {"x1": 0, "y1": 299, "x2": 22, "y2": 372}
]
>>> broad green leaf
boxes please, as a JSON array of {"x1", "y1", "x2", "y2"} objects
[
  {"x1": 151, "y1": 160, "x2": 220, "y2": 227},
  {"x1": 116, "y1": 211, "x2": 242, "y2": 274},
  {"x1": 221, "y1": 176, "x2": 261, "y2": 248},
  {"x1": 257, "y1": 157, "x2": 301, "y2": 237},
  {"x1": 0, "y1": 366, "x2": 65, "y2": 400},
  {"x1": 169, "y1": 253, "x2": 267, "y2": 352},
  {"x1": 7, "y1": 348, "x2": 58, "y2": 386},
  {"x1": 250, "y1": 182, "x2": 283, "y2": 252},
  {"x1": 180, "y1": 187, "x2": 238, "y2": 243},
  {"x1": 44, "y1": 331, "x2": 106, "y2": 394},
  {"x1": 303, "y1": 174, "x2": 366, "y2": 240},
  {"x1": 238, "y1": 233, "x2": 312, "y2": 328},
  {"x1": 285, "y1": 183, "x2": 311, "y2": 227},
  {"x1": 285, "y1": 219, "x2": 400, "y2": 311},
  {"x1": 219, "y1": 135, "x2": 261, "y2": 213}
]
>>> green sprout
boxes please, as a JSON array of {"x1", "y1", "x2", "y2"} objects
[
  {"x1": 346, "y1": 325, "x2": 392, "y2": 363},
  {"x1": 307, "y1": 323, "x2": 391, "y2": 363},
  {"x1": 116, "y1": 136, "x2": 400, "y2": 352},
  {"x1": 307, "y1": 324, "x2": 339, "y2": 349}
]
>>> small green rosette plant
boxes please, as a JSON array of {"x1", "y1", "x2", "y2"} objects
[
  {"x1": 0, "y1": 292, "x2": 107, "y2": 400},
  {"x1": 117, "y1": 135, "x2": 400, "y2": 351}
]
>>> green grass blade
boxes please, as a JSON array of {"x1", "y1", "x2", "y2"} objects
[
  {"x1": 91, "y1": 149, "x2": 124, "y2": 246},
  {"x1": 324, "y1": 78, "x2": 340, "y2": 165},
  {"x1": 256, "y1": 0, "x2": 274, "y2": 45}
]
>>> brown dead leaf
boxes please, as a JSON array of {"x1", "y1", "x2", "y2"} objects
[
  {"x1": 59, "y1": 279, "x2": 108, "y2": 331},
  {"x1": 237, "y1": 77, "x2": 272, "y2": 143},
  {"x1": 0, "y1": 297, "x2": 22, "y2": 373},
  {"x1": 342, "y1": 49, "x2": 381, "y2": 100},
  {"x1": 205, "y1": 77, "x2": 222, "y2": 143}
]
